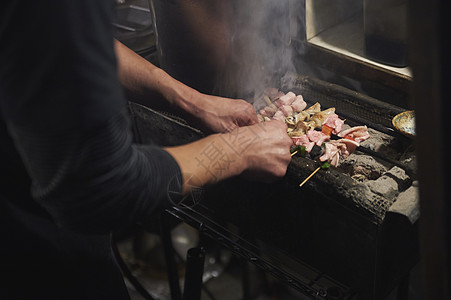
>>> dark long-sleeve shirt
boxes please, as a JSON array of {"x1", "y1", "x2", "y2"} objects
[{"x1": 0, "y1": 0, "x2": 183, "y2": 298}]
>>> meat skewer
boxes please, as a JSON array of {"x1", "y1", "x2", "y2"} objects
[{"x1": 255, "y1": 89, "x2": 370, "y2": 168}]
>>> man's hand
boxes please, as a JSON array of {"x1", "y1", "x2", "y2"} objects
[
  {"x1": 238, "y1": 120, "x2": 293, "y2": 182},
  {"x1": 114, "y1": 40, "x2": 258, "y2": 133},
  {"x1": 188, "y1": 94, "x2": 258, "y2": 133},
  {"x1": 115, "y1": 41, "x2": 293, "y2": 194},
  {"x1": 165, "y1": 119, "x2": 293, "y2": 194}
]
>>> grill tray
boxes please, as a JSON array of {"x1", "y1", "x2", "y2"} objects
[{"x1": 128, "y1": 75, "x2": 418, "y2": 300}]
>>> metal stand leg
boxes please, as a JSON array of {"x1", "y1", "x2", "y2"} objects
[
  {"x1": 182, "y1": 247, "x2": 205, "y2": 300},
  {"x1": 159, "y1": 213, "x2": 182, "y2": 300}
]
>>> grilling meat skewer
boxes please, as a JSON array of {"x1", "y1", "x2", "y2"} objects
[{"x1": 256, "y1": 90, "x2": 370, "y2": 168}]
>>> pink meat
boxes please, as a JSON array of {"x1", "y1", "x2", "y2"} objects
[
  {"x1": 334, "y1": 139, "x2": 360, "y2": 158},
  {"x1": 291, "y1": 95, "x2": 307, "y2": 112},
  {"x1": 272, "y1": 110, "x2": 285, "y2": 121},
  {"x1": 274, "y1": 92, "x2": 296, "y2": 107},
  {"x1": 292, "y1": 134, "x2": 309, "y2": 145},
  {"x1": 272, "y1": 91, "x2": 286, "y2": 101},
  {"x1": 292, "y1": 134, "x2": 315, "y2": 153},
  {"x1": 338, "y1": 126, "x2": 370, "y2": 143},
  {"x1": 262, "y1": 104, "x2": 278, "y2": 117},
  {"x1": 323, "y1": 114, "x2": 345, "y2": 135},
  {"x1": 329, "y1": 140, "x2": 347, "y2": 159},
  {"x1": 330, "y1": 152, "x2": 340, "y2": 167},
  {"x1": 307, "y1": 130, "x2": 330, "y2": 146},
  {"x1": 320, "y1": 138, "x2": 360, "y2": 166},
  {"x1": 280, "y1": 105, "x2": 294, "y2": 117},
  {"x1": 264, "y1": 88, "x2": 285, "y2": 101},
  {"x1": 320, "y1": 143, "x2": 340, "y2": 166}
]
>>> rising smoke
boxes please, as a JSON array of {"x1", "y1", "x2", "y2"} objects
[{"x1": 213, "y1": 0, "x2": 301, "y2": 109}]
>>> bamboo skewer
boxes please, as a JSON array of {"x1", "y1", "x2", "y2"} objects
[
  {"x1": 291, "y1": 150, "x2": 298, "y2": 157},
  {"x1": 299, "y1": 166, "x2": 321, "y2": 187}
]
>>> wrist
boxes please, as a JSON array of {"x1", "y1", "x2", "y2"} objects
[
  {"x1": 165, "y1": 132, "x2": 248, "y2": 194},
  {"x1": 217, "y1": 129, "x2": 254, "y2": 175},
  {"x1": 197, "y1": 132, "x2": 250, "y2": 181},
  {"x1": 153, "y1": 68, "x2": 203, "y2": 114}
]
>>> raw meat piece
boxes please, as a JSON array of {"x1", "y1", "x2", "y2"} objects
[
  {"x1": 338, "y1": 126, "x2": 370, "y2": 143},
  {"x1": 280, "y1": 105, "x2": 294, "y2": 117},
  {"x1": 262, "y1": 104, "x2": 278, "y2": 117},
  {"x1": 274, "y1": 92, "x2": 296, "y2": 107},
  {"x1": 311, "y1": 108, "x2": 336, "y2": 128},
  {"x1": 320, "y1": 143, "x2": 340, "y2": 166},
  {"x1": 292, "y1": 134, "x2": 315, "y2": 153},
  {"x1": 333, "y1": 139, "x2": 360, "y2": 158},
  {"x1": 320, "y1": 138, "x2": 360, "y2": 166},
  {"x1": 272, "y1": 110, "x2": 286, "y2": 121},
  {"x1": 291, "y1": 95, "x2": 307, "y2": 112},
  {"x1": 307, "y1": 130, "x2": 330, "y2": 146},
  {"x1": 323, "y1": 114, "x2": 345, "y2": 135},
  {"x1": 264, "y1": 88, "x2": 285, "y2": 101}
]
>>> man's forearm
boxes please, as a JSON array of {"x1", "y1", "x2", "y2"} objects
[
  {"x1": 165, "y1": 133, "x2": 247, "y2": 195},
  {"x1": 165, "y1": 120, "x2": 292, "y2": 195},
  {"x1": 114, "y1": 40, "x2": 258, "y2": 133},
  {"x1": 114, "y1": 40, "x2": 200, "y2": 112}
]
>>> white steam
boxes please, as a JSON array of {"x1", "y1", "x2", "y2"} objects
[{"x1": 213, "y1": 0, "x2": 298, "y2": 108}]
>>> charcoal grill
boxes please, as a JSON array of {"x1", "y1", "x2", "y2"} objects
[{"x1": 128, "y1": 75, "x2": 419, "y2": 300}]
